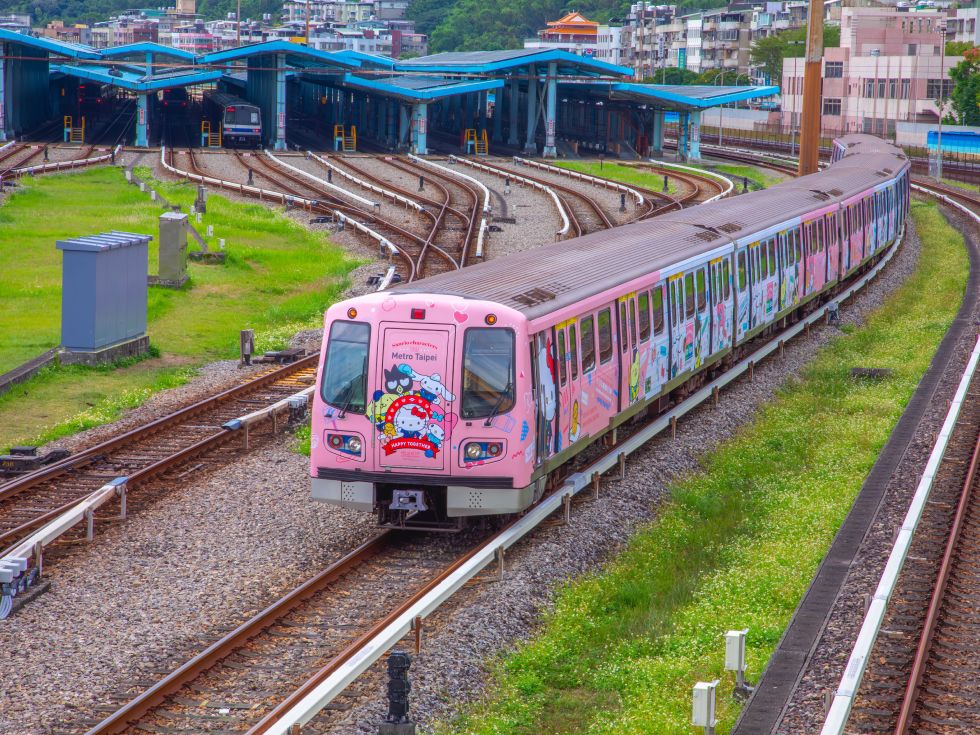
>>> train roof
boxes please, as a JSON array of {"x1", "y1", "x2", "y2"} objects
[
  {"x1": 204, "y1": 89, "x2": 256, "y2": 108},
  {"x1": 391, "y1": 136, "x2": 907, "y2": 322}
]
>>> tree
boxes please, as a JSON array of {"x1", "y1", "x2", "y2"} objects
[
  {"x1": 750, "y1": 34, "x2": 786, "y2": 83},
  {"x1": 949, "y1": 46, "x2": 980, "y2": 127},
  {"x1": 642, "y1": 67, "x2": 699, "y2": 85},
  {"x1": 946, "y1": 41, "x2": 976, "y2": 56}
]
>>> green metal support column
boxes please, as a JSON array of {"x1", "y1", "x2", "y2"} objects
[
  {"x1": 411, "y1": 102, "x2": 428, "y2": 155},
  {"x1": 650, "y1": 110, "x2": 664, "y2": 155},
  {"x1": 492, "y1": 89, "x2": 502, "y2": 143},
  {"x1": 688, "y1": 109, "x2": 701, "y2": 161},
  {"x1": 398, "y1": 103, "x2": 410, "y2": 148},
  {"x1": 524, "y1": 64, "x2": 537, "y2": 154},
  {"x1": 507, "y1": 79, "x2": 519, "y2": 146},
  {"x1": 274, "y1": 53, "x2": 286, "y2": 150},
  {"x1": 136, "y1": 94, "x2": 148, "y2": 147},
  {"x1": 678, "y1": 111, "x2": 690, "y2": 161},
  {"x1": 543, "y1": 61, "x2": 557, "y2": 158}
]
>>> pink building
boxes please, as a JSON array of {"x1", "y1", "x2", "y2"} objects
[{"x1": 781, "y1": 7, "x2": 960, "y2": 136}]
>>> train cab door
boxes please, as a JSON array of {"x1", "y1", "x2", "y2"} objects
[
  {"x1": 734, "y1": 248, "x2": 750, "y2": 343},
  {"x1": 374, "y1": 324, "x2": 456, "y2": 471},
  {"x1": 709, "y1": 258, "x2": 733, "y2": 353}
]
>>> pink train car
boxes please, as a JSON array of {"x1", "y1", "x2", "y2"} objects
[{"x1": 310, "y1": 135, "x2": 910, "y2": 531}]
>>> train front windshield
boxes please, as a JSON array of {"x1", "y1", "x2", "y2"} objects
[
  {"x1": 225, "y1": 106, "x2": 260, "y2": 126},
  {"x1": 461, "y1": 328, "x2": 515, "y2": 419},
  {"x1": 321, "y1": 322, "x2": 369, "y2": 414}
]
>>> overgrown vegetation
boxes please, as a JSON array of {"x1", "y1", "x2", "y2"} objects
[
  {"x1": 750, "y1": 25, "x2": 841, "y2": 84},
  {"x1": 434, "y1": 199, "x2": 968, "y2": 735},
  {"x1": 949, "y1": 46, "x2": 980, "y2": 127},
  {"x1": 0, "y1": 166, "x2": 355, "y2": 450}
]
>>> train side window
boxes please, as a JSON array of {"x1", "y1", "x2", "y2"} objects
[
  {"x1": 638, "y1": 291, "x2": 651, "y2": 341},
  {"x1": 629, "y1": 299, "x2": 638, "y2": 345},
  {"x1": 557, "y1": 329, "x2": 568, "y2": 386},
  {"x1": 569, "y1": 324, "x2": 579, "y2": 380},
  {"x1": 618, "y1": 302, "x2": 628, "y2": 354},
  {"x1": 598, "y1": 308, "x2": 613, "y2": 364},
  {"x1": 652, "y1": 287, "x2": 665, "y2": 335},
  {"x1": 737, "y1": 251, "x2": 747, "y2": 290},
  {"x1": 816, "y1": 223, "x2": 824, "y2": 253},
  {"x1": 684, "y1": 273, "x2": 695, "y2": 319},
  {"x1": 768, "y1": 240, "x2": 777, "y2": 277},
  {"x1": 696, "y1": 268, "x2": 707, "y2": 312},
  {"x1": 723, "y1": 259, "x2": 731, "y2": 299},
  {"x1": 580, "y1": 316, "x2": 596, "y2": 373}
]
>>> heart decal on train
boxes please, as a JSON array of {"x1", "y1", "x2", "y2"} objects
[{"x1": 454, "y1": 311, "x2": 468, "y2": 323}]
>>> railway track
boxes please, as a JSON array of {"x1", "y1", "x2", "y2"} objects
[
  {"x1": 80, "y1": 529, "x2": 483, "y2": 735},
  {"x1": 0, "y1": 357, "x2": 317, "y2": 561},
  {"x1": 843, "y1": 356, "x2": 980, "y2": 734}
]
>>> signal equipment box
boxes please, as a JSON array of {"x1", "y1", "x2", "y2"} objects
[{"x1": 57, "y1": 231, "x2": 151, "y2": 365}]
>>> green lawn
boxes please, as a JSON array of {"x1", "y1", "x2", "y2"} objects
[
  {"x1": 436, "y1": 199, "x2": 968, "y2": 735},
  {"x1": 0, "y1": 165, "x2": 356, "y2": 450},
  {"x1": 553, "y1": 161, "x2": 680, "y2": 196},
  {"x1": 711, "y1": 163, "x2": 786, "y2": 190}
]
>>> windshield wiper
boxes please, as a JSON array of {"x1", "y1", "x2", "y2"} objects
[
  {"x1": 484, "y1": 381, "x2": 513, "y2": 427},
  {"x1": 337, "y1": 357, "x2": 366, "y2": 419}
]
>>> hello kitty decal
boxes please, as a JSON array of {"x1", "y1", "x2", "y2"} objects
[{"x1": 370, "y1": 363, "x2": 456, "y2": 458}]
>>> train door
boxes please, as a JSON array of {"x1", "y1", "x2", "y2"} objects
[
  {"x1": 644, "y1": 284, "x2": 670, "y2": 398},
  {"x1": 594, "y1": 306, "x2": 619, "y2": 424},
  {"x1": 693, "y1": 265, "x2": 711, "y2": 368},
  {"x1": 533, "y1": 330, "x2": 559, "y2": 462},
  {"x1": 555, "y1": 320, "x2": 581, "y2": 452},
  {"x1": 734, "y1": 248, "x2": 750, "y2": 342},
  {"x1": 868, "y1": 196, "x2": 878, "y2": 254},
  {"x1": 577, "y1": 314, "x2": 604, "y2": 441},
  {"x1": 669, "y1": 275, "x2": 686, "y2": 378},
  {"x1": 826, "y1": 213, "x2": 840, "y2": 283},
  {"x1": 374, "y1": 323, "x2": 456, "y2": 471},
  {"x1": 750, "y1": 242, "x2": 767, "y2": 330},
  {"x1": 709, "y1": 258, "x2": 733, "y2": 352},
  {"x1": 849, "y1": 204, "x2": 863, "y2": 270},
  {"x1": 779, "y1": 232, "x2": 796, "y2": 312},
  {"x1": 617, "y1": 294, "x2": 642, "y2": 406}
]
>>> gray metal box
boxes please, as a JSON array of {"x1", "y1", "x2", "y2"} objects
[
  {"x1": 158, "y1": 212, "x2": 188, "y2": 284},
  {"x1": 56, "y1": 231, "x2": 151, "y2": 350}
]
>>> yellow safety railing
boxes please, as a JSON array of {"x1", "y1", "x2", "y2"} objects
[
  {"x1": 201, "y1": 120, "x2": 221, "y2": 147},
  {"x1": 333, "y1": 124, "x2": 356, "y2": 152},
  {"x1": 476, "y1": 129, "x2": 489, "y2": 156},
  {"x1": 63, "y1": 116, "x2": 84, "y2": 143}
]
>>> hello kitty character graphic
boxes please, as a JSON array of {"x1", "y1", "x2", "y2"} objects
[
  {"x1": 537, "y1": 338, "x2": 557, "y2": 454},
  {"x1": 377, "y1": 366, "x2": 456, "y2": 458}
]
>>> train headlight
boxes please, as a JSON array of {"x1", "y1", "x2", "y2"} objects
[
  {"x1": 326, "y1": 433, "x2": 363, "y2": 457},
  {"x1": 463, "y1": 441, "x2": 505, "y2": 462},
  {"x1": 465, "y1": 442, "x2": 483, "y2": 460},
  {"x1": 347, "y1": 437, "x2": 362, "y2": 454}
]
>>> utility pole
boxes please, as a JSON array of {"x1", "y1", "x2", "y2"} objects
[
  {"x1": 798, "y1": 0, "x2": 825, "y2": 176},
  {"x1": 936, "y1": 22, "x2": 947, "y2": 180},
  {"x1": 305, "y1": 0, "x2": 311, "y2": 45},
  {"x1": 236, "y1": 0, "x2": 241, "y2": 46}
]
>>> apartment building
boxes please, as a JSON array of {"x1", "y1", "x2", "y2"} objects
[{"x1": 781, "y1": 7, "x2": 961, "y2": 135}]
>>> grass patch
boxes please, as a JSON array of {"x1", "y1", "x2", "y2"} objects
[
  {"x1": 435, "y1": 198, "x2": 967, "y2": 735},
  {"x1": 291, "y1": 422, "x2": 312, "y2": 456},
  {"x1": 711, "y1": 163, "x2": 785, "y2": 190},
  {"x1": 941, "y1": 177, "x2": 978, "y2": 193},
  {"x1": 0, "y1": 166, "x2": 357, "y2": 450},
  {"x1": 553, "y1": 161, "x2": 680, "y2": 196}
]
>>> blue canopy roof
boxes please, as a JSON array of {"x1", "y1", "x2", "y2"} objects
[
  {"x1": 51, "y1": 63, "x2": 223, "y2": 92},
  {"x1": 337, "y1": 74, "x2": 503, "y2": 102},
  {"x1": 0, "y1": 27, "x2": 100, "y2": 59},
  {"x1": 397, "y1": 48, "x2": 631, "y2": 78},
  {"x1": 100, "y1": 42, "x2": 197, "y2": 62},
  {"x1": 561, "y1": 81, "x2": 781, "y2": 111},
  {"x1": 197, "y1": 40, "x2": 360, "y2": 69}
]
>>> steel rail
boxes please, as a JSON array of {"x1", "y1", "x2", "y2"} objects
[
  {"x1": 387, "y1": 156, "x2": 480, "y2": 268},
  {"x1": 408, "y1": 155, "x2": 492, "y2": 255},
  {"x1": 894, "y1": 418, "x2": 980, "y2": 734},
  {"x1": 81, "y1": 531, "x2": 396, "y2": 735},
  {"x1": 0, "y1": 354, "x2": 318, "y2": 505}
]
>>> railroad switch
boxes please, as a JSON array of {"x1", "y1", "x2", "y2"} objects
[{"x1": 379, "y1": 650, "x2": 415, "y2": 734}]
